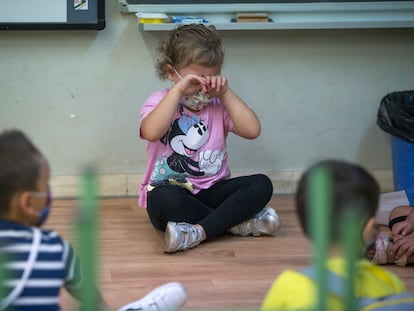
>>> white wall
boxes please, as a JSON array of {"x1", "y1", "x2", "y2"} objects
[{"x1": 1, "y1": 1, "x2": 413, "y2": 197}]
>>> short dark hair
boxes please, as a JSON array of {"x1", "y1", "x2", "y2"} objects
[
  {"x1": 0, "y1": 129, "x2": 43, "y2": 214},
  {"x1": 295, "y1": 160, "x2": 380, "y2": 243}
]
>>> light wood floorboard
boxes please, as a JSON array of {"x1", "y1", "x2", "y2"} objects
[{"x1": 48, "y1": 195, "x2": 414, "y2": 310}]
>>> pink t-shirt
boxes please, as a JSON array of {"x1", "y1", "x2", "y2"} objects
[{"x1": 138, "y1": 89, "x2": 235, "y2": 208}]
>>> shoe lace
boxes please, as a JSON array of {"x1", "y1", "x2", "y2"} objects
[
  {"x1": 125, "y1": 292, "x2": 168, "y2": 311},
  {"x1": 178, "y1": 224, "x2": 202, "y2": 250}
]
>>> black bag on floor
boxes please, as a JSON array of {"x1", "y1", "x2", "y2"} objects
[{"x1": 377, "y1": 90, "x2": 414, "y2": 143}]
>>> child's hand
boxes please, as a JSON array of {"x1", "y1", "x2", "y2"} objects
[
  {"x1": 205, "y1": 75, "x2": 228, "y2": 98},
  {"x1": 389, "y1": 231, "x2": 414, "y2": 260},
  {"x1": 392, "y1": 220, "x2": 414, "y2": 237},
  {"x1": 175, "y1": 74, "x2": 207, "y2": 96}
]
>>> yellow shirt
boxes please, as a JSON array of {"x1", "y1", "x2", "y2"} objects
[{"x1": 261, "y1": 257, "x2": 406, "y2": 311}]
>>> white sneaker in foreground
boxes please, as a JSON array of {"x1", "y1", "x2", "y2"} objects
[{"x1": 118, "y1": 282, "x2": 187, "y2": 311}]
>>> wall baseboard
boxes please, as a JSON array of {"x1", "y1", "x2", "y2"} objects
[{"x1": 50, "y1": 169, "x2": 395, "y2": 199}]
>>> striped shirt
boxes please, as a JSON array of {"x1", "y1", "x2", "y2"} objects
[{"x1": 0, "y1": 221, "x2": 83, "y2": 311}]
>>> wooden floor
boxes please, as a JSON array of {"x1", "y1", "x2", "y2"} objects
[{"x1": 48, "y1": 195, "x2": 414, "y2": 310}]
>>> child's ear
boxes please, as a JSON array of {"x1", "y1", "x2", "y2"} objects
[
  {"x1": 166, "y1": 64, "x2": 175, "y2": 80},
  {"x1": 18, "y1": 191, "x2": 36, "y2": 217},
  {"x1": 362, "y1": 217, "x2": 378, "y2": 245}
]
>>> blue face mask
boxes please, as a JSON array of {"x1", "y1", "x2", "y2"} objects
[
  {"x1": 37, "y1": 204, "x2": 51, "y2": 227},
  {"x1": 31, "y1": 189, "x2": 52, "y2": 227}
]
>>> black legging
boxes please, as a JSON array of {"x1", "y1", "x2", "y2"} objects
[{"x1": 146, "y1": 174, "x2": 273, "y2": 240}]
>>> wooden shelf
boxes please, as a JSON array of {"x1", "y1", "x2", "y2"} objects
[{"x1": 138, "y1": 20, "x2": 414, "y2": 31}]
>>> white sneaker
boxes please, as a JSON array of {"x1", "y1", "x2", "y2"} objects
[
  {"x1": 164, "y1": 221, "x2": 203, "y2": 253},
  {"x1": 118, "y1": 282, "x2": 188, "y2": 311},
  {"x1": 228, "y1": 206, "x2": 281, "y2": 237}
]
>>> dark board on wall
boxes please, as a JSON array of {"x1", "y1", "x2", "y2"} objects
[{"x1": 0, "y1": 0, "x2": 105, "y2": 30}]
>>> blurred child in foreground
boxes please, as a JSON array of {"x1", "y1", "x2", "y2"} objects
[
  {"x1": 0, "y1": 129, "x2": 187, "y2": 311},
  {"x1": 261, "y1": 160, "x2": 407, "y2": 310}
]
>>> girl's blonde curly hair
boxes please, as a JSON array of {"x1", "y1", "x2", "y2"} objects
[{"x1": 155, "y1": 24, "x2": 224, "y2": 80}]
